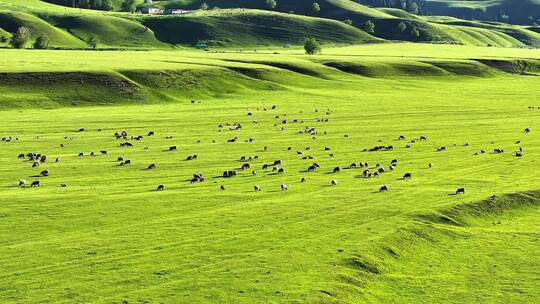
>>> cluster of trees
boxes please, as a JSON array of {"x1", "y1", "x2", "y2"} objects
[
  {"x1": 50, "y1": 0, "x2": 114, "y2": 10},
  {"x1": 6, "y1": 26, "x2": 99, "y2": 49},
  {"x1": 263, "y1": 1, "x2": 320, "y2": 12},
  {"x1": 361, "y1": 0, "x2": 424, "y2": 15},
  {"x1": 8, "y1": 27, "x2": 49, "y2": 49},
  {"x1": 120, "y1": 0, "x2": 136, "y2": 12}
]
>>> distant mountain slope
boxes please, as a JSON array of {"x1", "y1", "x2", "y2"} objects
[{"x1": 358, "y1": 0, "x2": 540, "y2": 25}]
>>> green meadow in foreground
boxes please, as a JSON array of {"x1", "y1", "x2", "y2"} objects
[{"x1": 0, "y1": 44, "x2": 540, "y2": 303}]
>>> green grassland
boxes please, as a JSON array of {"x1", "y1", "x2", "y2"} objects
[{"x1": 0, "y1": 44, "x2": 540, "y2": 302}]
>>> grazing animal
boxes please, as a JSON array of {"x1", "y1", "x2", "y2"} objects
[
  {"x1": 428, "y1": 163, "x2": 432, "y2": 168},
  {"x1": 515, "y1": 152, "x2": 523, "y2": 157},
  {"x1": 349, "y1": 163, "x2": 357, "y2": 169},
  {"x1": 122, "y1": 160, "x2": 131, "y2": 166},
  {"x1": 191, "y1": 173, "x2": 205, "y2": 183},
  {"x1": 273, "y1": 160, "x2": 282, "y2": 166},
  {"x1": 281, "y1": 184, "x2": 288, "y2": 191},
  {"x1": 456, "y1": 188, "x2": 465, "y2": 195},
  {"x1": 78, "y1": 153, "x2": 84, "y2": 157},
  {"x1": 40, "y1": 170, "x2": 49, "y2": 177},
  {"x1": 32, "y1": 162, "x2": 39, "y2": 168},
  {"x1": 524, "y1": 128, "x2": 531, "y2": 134},
  {"x1": 18, "y1": 154, "x2": 25, "y2": 159},
  {"x1": 379, "y1": 185, "x2": 389, "y2": 192},
  {"x1": 241, "y1": 163, "x2": 250, "y2": 170},
  {"x1": 333, "y1": 166, "x2": 341, "y2": 173},
  {"x1": 331, "y1": 179, "x2": 337, "y2": 186},
  {"x1": 301, "y1": 177, "x2": 306, "y2": 183},
  {"x1": 148, "y1": 131, "x2": 155, "y2": 136},
  {"x1": 157, "y1": 185, "x2": 164, "y2": 191},
  {"x1": 30, "y1": 181, "x2": 40, "y2": 187},
  {"x1": 100, "y1": 151, "x2": 107, "y2": 155},
  {"x1": 254, "y1": 185, "x2": 261, "y2": 192},
  {"x1": 420, "y1": 136, "x2": 427, "y2": 141},
  {"x1": 169, "y1": 146, "x2": 177, "y2": 151},
  {"x1": 252, "y1": 170, "x2": 257, "y2": 176},
  {"x1": 220, "y1": 185, "x2": 225, "y2": 191},
  {"x1": 117, "y1": 157, "x2": 124, "y2": 162},
  {"x1": 147, "y1": 164, "x2": 156, "y2": 170},
  {"x1": 437, "y1": 146, "x2": 446, "y2": 152},
  {"x1": 403, "y1": 173, "x2": 412, "y2": 179},
  {"x1": 363, "y1": 169, "x2": 371, "y2": 177},
  {"x1": 19, "y1": 179, "x2": 26, "y2": 187},
  {"x1": 277, "y1": 168, "x2": 285, "y2": 174}
]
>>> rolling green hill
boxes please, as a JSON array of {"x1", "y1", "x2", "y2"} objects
[
  {"x1": 43, "y1": 14, "x2": 168, "y2": 48},
  {"x1": 0, "y1": 10, "x2": 86, "y2": 48},
  {"x1": 142, "y1": 9, "x2": 378, "y2": 47}
]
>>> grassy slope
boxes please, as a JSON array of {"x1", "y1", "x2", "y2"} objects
[
  {"x1": 142, "y1": 9, "x2": 378, "y2": 47},
  {"x1": 43, "y1": 14, "x2": 168, "y2": 48},
  {"x1": 0, "y1": 45, "x2": 540, "y2": 302},
  {"x1": 0, "y1": 10, "x2": 86, "y2": 48}
]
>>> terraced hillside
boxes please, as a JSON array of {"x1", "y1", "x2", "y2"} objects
[{"x1": 0, "y1": 44, "x2": 540, "y2": 302}]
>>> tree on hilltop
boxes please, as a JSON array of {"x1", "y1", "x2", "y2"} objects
[
  {"x1": 121, "y1": 0, "x2": 136, "y2": 12},
  {"x1": 266, "y1": 0, "x2": 277, "y2": 9},
  {"x1": 34, "y1": 35, "x2": 50, "y2": 49},
  {"x1": 312, "y1": 2, "x2": 320, "y2": 13},
  {"x1": 10, "y1": 26, "x2": 31, "y2": 49},
  {"x1": 363, "y1": 20, "x2": 375, "y2": 34},
  {"x1": 304, "y1": 37, "x2": 321, "y2": 55}
]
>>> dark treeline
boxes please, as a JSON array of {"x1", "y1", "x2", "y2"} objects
[
  {"x1": 358, "y1": 0, "x2": 426, "y2": 14},
  {"x1": 44, "y1": 0, "x2": 114, "y2": 11}
]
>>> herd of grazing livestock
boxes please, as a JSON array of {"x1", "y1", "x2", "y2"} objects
[{"x1": 6, "y1": 104, "x2": 531, "y2": 196}]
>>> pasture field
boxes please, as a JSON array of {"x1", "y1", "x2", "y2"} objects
[{"x1": 1, "y1": 44, "x2": 540, "y2": 303}]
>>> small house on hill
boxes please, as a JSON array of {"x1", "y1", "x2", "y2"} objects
[{"x1": 141, "y1": 7, "x2": 162, "y2": 14}]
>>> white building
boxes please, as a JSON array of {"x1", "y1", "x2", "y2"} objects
[
  {"x1": 164, "y1": 9, "x2": 192, "y2": 15},
  {"x1": 140, "y1": 7, "x2": 162, "y2": 14}
]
